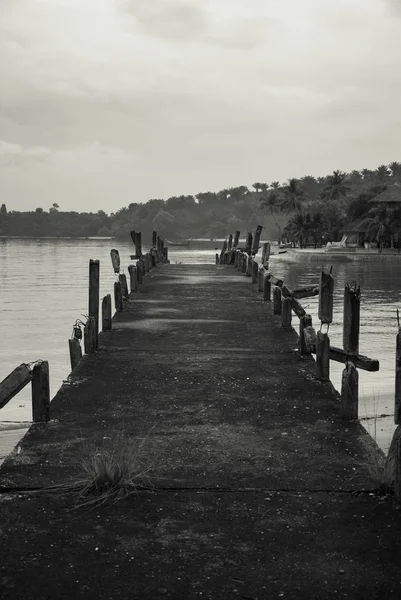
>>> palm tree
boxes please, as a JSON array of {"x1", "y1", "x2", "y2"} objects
[
  {"x1": 375, "y1": 165, "x2": 390, "y2": 181},
  {"x1": 252, "y1": 182, "x2": 263, "y2": 193},
  {"x1": 301, "y1": 176, "x2": 319, "y2": 202},
  {"x1": 348, "y1": 170, "x2": 362, "y2": 184},
  {"x1": 283, "y1": 212, "x2": 310, "y2": 248},
  {"x1": 361, "y1": 168, "x2": 374, "y2": 180},
  {"x1": 309, "y1": 212, "x2": 326, "y2": 248},
  {"x1": 270, "y1": 181, "x2": 281, "y2": 190},
  {"x1": 321, "y1": 170, "x2": 350, "y2": 201},
  {"x1": 280, "y1": 178, "x2": 305, "y2": 213},
  {"x1": 389, "y1": 162, "x2": 401, "y2": 179},
  {"x1": 260, "y1": 191, "x2": 283, "y2": 240}
]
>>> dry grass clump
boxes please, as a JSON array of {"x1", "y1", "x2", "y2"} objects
[
  {"x1": 75, "y1": 429, "x2": 155, "y2": 506},
  {"x1": 359, "y1": 438, "x2": 394, "y2": 496}
]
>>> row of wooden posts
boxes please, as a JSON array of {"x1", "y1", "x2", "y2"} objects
[
  {"x1": 69, "y1": 230, "x2": 168, "y2": 368},
  {"x1": 219, "y1": 226, "x2": 401, "y2": 498},
  {"x1": 218, "y1": 226, "x2": 379, "y2": 420},
  {"x1": 0, "y1": 230, "x2": 167, "y2": 426}
]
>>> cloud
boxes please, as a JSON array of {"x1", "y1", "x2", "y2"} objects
[{"x1": 1, "y1": 0, "x2": 401, "y2": 211}]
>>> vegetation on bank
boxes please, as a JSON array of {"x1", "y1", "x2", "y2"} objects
[{"x1": 1, "y1": 161, "x2": 401, "y2": 245}]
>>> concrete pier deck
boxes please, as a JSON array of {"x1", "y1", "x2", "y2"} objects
[{"x1": 1, "y1": 264, "x2": 401, "y2": 599}]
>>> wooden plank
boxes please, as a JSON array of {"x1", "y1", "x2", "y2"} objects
[
  {"x1": 0, "y1": 364, "x2": 32, "y2": 410},
  {"x1": 292, "y1": 286, "x2": 319, "y2": 299},
  {"x1": 31, "y1": 361, "x2": 50, "y2": 423},
  {"x1": 318, "y1": 269, "x2": 334, "y2": 324},
  {"x1": 290, "y1": 297, "x2": 306, "y2": 319},
  {"x1": 328, "y1": 346, "x2": 379, "y2": 372},
  {"x1": 251, "y1": 225, "x2": 263, "y2": 255},
  {"x1": 343, "y1": 283, "x2": 360, "y2": 354}
]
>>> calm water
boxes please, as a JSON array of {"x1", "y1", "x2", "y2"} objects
[{"x1": 0, "y1": 238, "x2": 399, "y2": 457}]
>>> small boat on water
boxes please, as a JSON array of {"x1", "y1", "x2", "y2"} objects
[{"x1": 165, "y1": 239, "x2": 191, "y2": 247}]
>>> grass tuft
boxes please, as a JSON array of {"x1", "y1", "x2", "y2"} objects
[
  {"x1": 74, "y1": 429, "x2": 155, "y2": 507},
  {"x1": 359, "y1": 438, "x2": 394, "y2": 496}
]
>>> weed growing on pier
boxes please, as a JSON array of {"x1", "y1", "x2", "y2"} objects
[
  {"x1": 75, "y1": 428, "x2": 156, "y2": 506},
  {"x1": 359, "y1": 437, "x2": 394, "y2": 495}
]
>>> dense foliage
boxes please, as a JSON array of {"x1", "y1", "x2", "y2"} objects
[{"x1": 1, "y1": 162, "x2": 401, "y2": 246}]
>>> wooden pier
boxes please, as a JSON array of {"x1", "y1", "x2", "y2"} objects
[{"x1": 1, "y1": 232, "x2": 401, "y2": 598}]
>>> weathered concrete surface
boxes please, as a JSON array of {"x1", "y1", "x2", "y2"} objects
[{"x1": 1, "y1": 264, "x2": 401, "y2": 599}]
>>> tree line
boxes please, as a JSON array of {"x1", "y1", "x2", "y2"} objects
[{"x1": 1, "y1": 162, "x2": 400, "y2": 245}]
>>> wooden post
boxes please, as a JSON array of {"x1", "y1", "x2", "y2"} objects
[
  {"x1": 136, "y1": 261, "x2": 143, "y2": 284},
  {"x1": 390, "y1": 426, "x2": 401, "y2": 500},
  {"x1": 219, "y1": 240, "x2": 228, "y2": 265},
  {"x1": 119, "y1": 274, "x2": 129, "y2": 298},
  {"x1": 114, "y1": 281, "x2": 123, "y2": 312},
  {"x1": 261, "y1": 242, "x2": 271, "y2": 267},
  {"x1": 395, "y1": 327, "x2": 401, "y2": 424},
  {"x1": 130, "y1": 230, "x2": 142, "y2": 257},
  {"x1": 258, "y1": 267, "x2": 264, "y2": 292},
  {"x1": 110, "y1": 249, "x2": 120, "y2": 273},
  {"x1": 31, "y1": 361, "x2": 50, "y2": 422},
  {"x1": 228, "y1": 234, "x2": 233, "y2": 251},
  {"x1": 299, "y1": 314, "x2": 313, "y2": 355},
  {"x1": 164, "y1": 247, "x2": 168, "y2": 263},
  {"x1": 233, "y1": 231, "x2": 240, "y2": 248},
  {"x1": 151, "y1": 251, "x2": 156, "y2": 267},
  {"x1": 316, "y1": 331, "x2": 330, "y2": 380},
  {"x1": 263, "y1": 273, "x2": 271, "y2": 301},
  {"x1": 242, "y1": 253, "x2": 247, "y2": 273},
  {"x1": 215, "y1": 253, "x2": 219, "y2": 264},
  {"x1": 251, "y1": 225, "x2": 263, "y2": 255},
  {"x1": 251, "y1": 259, "x2": 259, "y2": 283},
  {"x1": 281, "y1": 297, "x2": 292, "y2": 329},
  {"x1": 152, "y1": 231, "x2": 157, "y2": 247},
  {"x1": 273, "y1": 286, "x2": 282, "y2": 315},
  {"x1": 245, "y1": 232, "x2": 253, "y2": 255},
  {"x1": 84, "y1": 317, "x2": 96, "y2": 354},
  {"x1": 128, "y1": 265, "x2": 138, "y2": 292},
  {"x1": 341, "y1": 361, "x2": 359, "y2": 419},
  {"x1": 88, "y1": 259, "x2": 99, "y2": 349},
  {"x1": 68, "y1": 338, "x2": 82, "y2": 370},
  {"x1": 102, "y1": 294, "x2": 112, "y2": 330},
  {"x1": 246, "y1": 256, "x2": 252, "y2": 277},
  {"x1": 343, "y1": 283, "x2": 360, "y2": 355},
  {"x1": 319, "y1": 269, "x2": 334, "y2": 324}
]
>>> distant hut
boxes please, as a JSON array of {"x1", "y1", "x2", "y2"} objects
[{"x1": 369, "y1": 183, "x2": 401, "y2": 207}]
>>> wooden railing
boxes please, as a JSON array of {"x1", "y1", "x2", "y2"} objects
[{"x1": 0, "y1": 361, "x2": 50, "y2": 423}]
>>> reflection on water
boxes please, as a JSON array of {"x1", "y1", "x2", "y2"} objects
[{"x1": 0, "y1": 239, "x2": 399, "y2": 454}]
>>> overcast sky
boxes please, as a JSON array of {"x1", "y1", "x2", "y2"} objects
[{"x1": 1, "y1": 0, "x2": 400, "y2": 213}]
